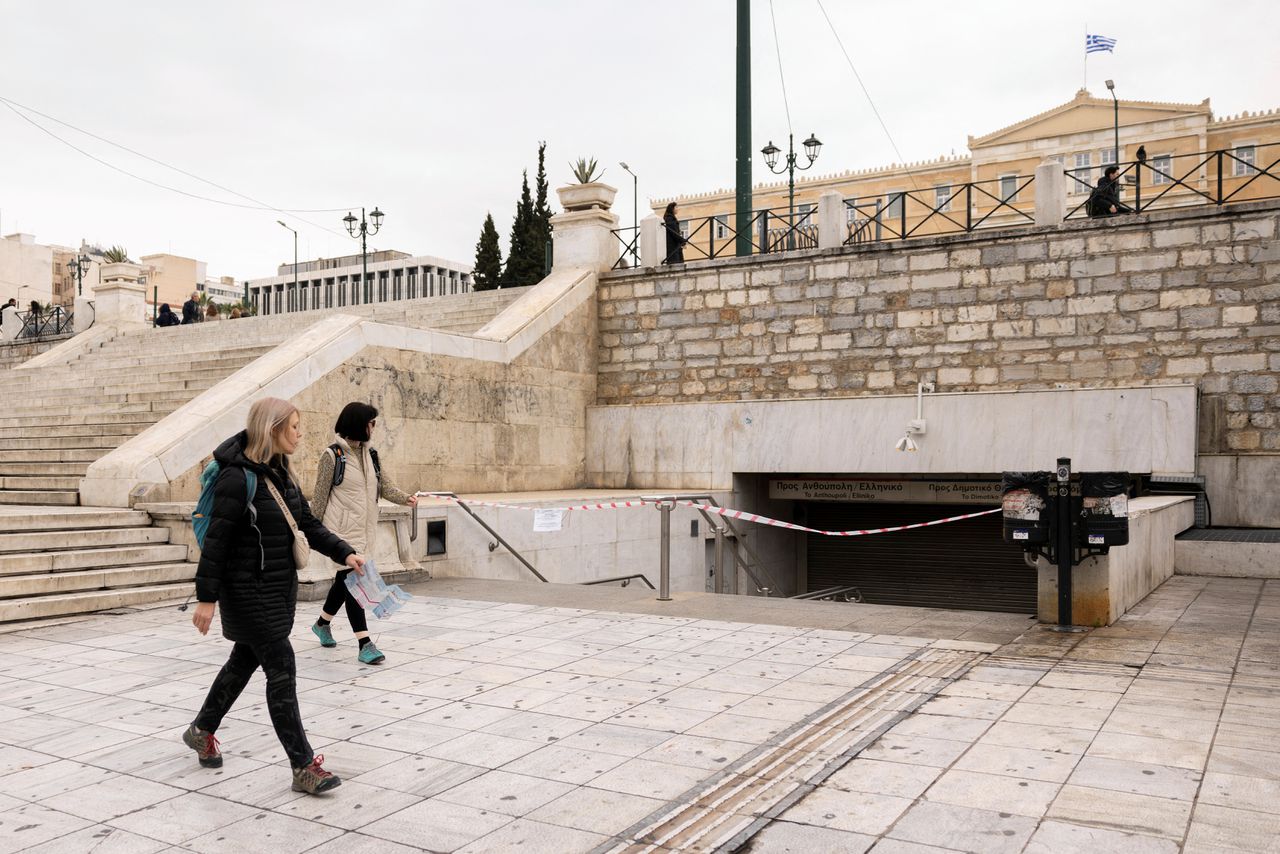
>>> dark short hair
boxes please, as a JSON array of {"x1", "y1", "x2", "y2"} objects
[
  {"x1": 334, "y1": 401, "x2": 379, "y2": 441},
  {"x1": 1104, "y1": 165, "x2": 1120, "y2": 178}
]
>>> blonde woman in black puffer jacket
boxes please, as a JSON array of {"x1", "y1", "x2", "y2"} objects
[{"x1": 185, "y1": 397, "x2": 365, "y2": 795}]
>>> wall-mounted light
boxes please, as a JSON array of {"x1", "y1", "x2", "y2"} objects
[{"x1": 894, "y1": 382, "x2": 934, "y2": 453}]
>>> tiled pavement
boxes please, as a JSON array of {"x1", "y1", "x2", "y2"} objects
[{"x1": 0, "y1": 575, "x2": 1275, "y2": 852}]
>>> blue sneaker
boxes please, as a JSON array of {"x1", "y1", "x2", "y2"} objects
[
  {"x1": 311, "y1": 622, "x2": 336, "y2": 648},
  {"x1": 357, "y1": 642, "x2": 385, "y2": 665}
]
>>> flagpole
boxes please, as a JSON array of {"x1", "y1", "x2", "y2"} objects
[{"x1": 1083, "y1": 24, "x2": 1087, "y2": 90}]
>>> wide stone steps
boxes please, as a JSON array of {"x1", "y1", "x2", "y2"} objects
[
  {"x1": 0, "y1": 448, "x2": 107, "y2": 463},
  {"x1": 0, "y1": 562, "x2": 194, "y2": 599},
  {"x1": 0, "y1": 508, "x2": 152, "y2": 533},
  {"x1": 0, "y1": 582, "x2": 193, "y2": 623},
  {"x1": 0, "y1": 462, "x2": 91, "y2": 476},
  {"x1": 0, "y1": 424, "x2": 141, "y2": 440},
  {"x1": 0, "y1": 526, "x2": 170, "y2": 554},
  {"x1": 0, "y1": 436, "x2": 123, "y2": 451},
  {"x1": 0, "y1": 489, "x2": 79, "y2": 506},
  {"x1": 0, "y1": 542, "x2": 188, "y2": 576},
  {"x1": 0, "y1": 475, "x2": 82, "y2": 491}
]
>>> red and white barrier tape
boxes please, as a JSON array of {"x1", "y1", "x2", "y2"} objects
[{"x1": 414, "y1": 492, "x2": 1001, "y2": 538}]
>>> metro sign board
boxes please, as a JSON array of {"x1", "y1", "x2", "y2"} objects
[{"x1": 768, "y1": 478, "x2": 1001, "y2": 505}]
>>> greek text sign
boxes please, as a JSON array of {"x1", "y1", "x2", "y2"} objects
[{"x1": 768, "y1": 479, "x2": 1001, "y2": 505}]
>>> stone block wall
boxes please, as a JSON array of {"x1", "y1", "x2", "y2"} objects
[{"x1": 597, "y1": 202, "x2": 1280, "y2": 457}]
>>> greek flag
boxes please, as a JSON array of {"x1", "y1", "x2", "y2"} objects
[{"x1": 1086, "y1": 34, "x2": 1117, "y2": 54}]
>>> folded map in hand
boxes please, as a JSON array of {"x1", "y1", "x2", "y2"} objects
[{"x1": 344, "y1": 558, "x2": 413, "y2": 620}]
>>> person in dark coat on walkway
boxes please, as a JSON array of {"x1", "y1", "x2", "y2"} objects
[
  {"x1": 154, "y1": 303, "x2": 181, "y2": 327},
  {"x1": 1088, "y1": 165, "x2": 1132, "y2": 217},
  {"x1": 182, "y1": 291, "x2": 201, "y2": 324},
  {"x1": 186, "y1": 396, "x2": 365, "y2": 795},
  {"x1": 663, "y1": 201, "x2": 687, "y2": 264}
]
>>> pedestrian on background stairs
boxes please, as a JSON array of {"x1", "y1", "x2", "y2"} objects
[
  {"x1": 182, "y1": 291, "x2": 201, "y2": 324},
  {"x1": 663, "y1": 201, "x2": 687, "y2": 264},
  {"x1": 310, "y1": 401, "x2": 418, "y2": 665},
  {"x1": 185, "y1": 396, "x2": 365, "y2": 795},
  {"x1": 206, "y1": 302, "x2": 222, "y2": 321},
  {"x1": 154, "y1": 303, "x2": 180, "y2": 327}
]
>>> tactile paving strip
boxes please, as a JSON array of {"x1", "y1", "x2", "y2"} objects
[{"x1": 597, "y1": 646, "x2": 986, "y2": 854}]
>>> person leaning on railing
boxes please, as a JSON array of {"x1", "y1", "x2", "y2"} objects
[{"x1": 663, "y1": 201, "x2": 687, "y2": 264}]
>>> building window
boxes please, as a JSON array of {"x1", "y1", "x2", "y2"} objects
[
  {"x1": 679, "y1": 219, "x2": 690, "y2": 240},
  {"x1": 337, "y1": 276, "x2": 347, "y2": 307},
  {"x1": 1101, "y1": 147, "x2": 1118, "y2": 168},
  {"x1": 407, "y1": 268, "x2": 417, "y2": 299},
  {"x1": 885, "y1": 191, "x2": 904, "y2": 220},
  {"x1": 325, "y1": 279, "x2": 333, "y2": 308},
  {"x1": 999, "y1": 174, "x2": 1019, "y2": 202},
  {"x1": 933, "y1": 185, "x2": 952, "y2": 212},
  {"x1": 1070, "y1": 152, "x2": 1092, "y2": 194},
  {"x1": 845, "y1": 198, "x2": 859, "y2": 224},
  {"x1": 796, "y1": 203, "x2": 814, "y2": 225},
  {"x1": 1150, "y1": 154, "x2": 1174, "y2": 185},
  {"x1": 1234, "y1": 145, "x2": 1258, "y2": 176},
  {"x1": 714, "y1": 215, "x2": 728, "y2": 239}
]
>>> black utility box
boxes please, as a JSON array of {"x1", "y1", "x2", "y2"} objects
[
  {"x1": 1002, "y1": 471, "x2": 1052, "y2": 545},
  {"x1": 1078, "y1": 472, "x2": 1130, "y2": 547}
]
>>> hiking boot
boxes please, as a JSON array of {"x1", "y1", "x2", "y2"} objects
[
  {"x1": 311, "y1": 622, "x2": 336, "y2": 648},
  {"x1": 292, "y1": 754, "x2": 341, "y2": 794},
  {"x1": 182, "y1": 724, "x2": 222, "y2": 768},
  {"x1": 357, "y1": 642, "x2": 386, "y2": 665}
]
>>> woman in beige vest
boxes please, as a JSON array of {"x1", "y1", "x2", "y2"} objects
[{"x1": 309, "y1": 402, "x2": 416, "y2": 664}]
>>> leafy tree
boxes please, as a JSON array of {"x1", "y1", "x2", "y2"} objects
[
  {"x1": 531, "y1": 141, "x2": 552, "y2": 277},
  {"x1": 503, "y1": 170, "x2": 540, "y2": 286},
  {"x1": 472, "y1": 213, "x2": 504, "y2": 291}
]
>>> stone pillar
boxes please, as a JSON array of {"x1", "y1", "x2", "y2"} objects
[
  {"x1": 1035, "y1": 159, "x2": 1067, "y2": 227},
  {"x1": 817, "y1": 191, "x2": 846, "y2": 249},
  {"x1": 0, "y1": 306, "x2": 19, "y2": 341},
  {"x1": 73, "y1": 296, "x2": 95, "y2": 334},
  {"x1": 551, "y1": 184, "x2": 620, "y2": 274},
  {"x1": 639, "y1": 215, "x2": 662, "y2": 268},
  {"x1": 93, "y1": 262, "x2": 147, "y2": 327}
]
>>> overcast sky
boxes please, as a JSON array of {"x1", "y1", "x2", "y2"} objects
[{"x1": 2, "y1": 0, "x2": 1277, "y2": 281}]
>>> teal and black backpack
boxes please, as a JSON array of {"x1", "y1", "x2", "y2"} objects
[{"x1": 192, "y1": 461, "x2": 258, "y2": 548}]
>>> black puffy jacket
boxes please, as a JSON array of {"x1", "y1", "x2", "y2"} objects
[{"x1": 195, "y1": 431, "x2": 355, "y2": 644}]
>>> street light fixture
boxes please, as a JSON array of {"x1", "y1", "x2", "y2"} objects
[
  {"x1": 343, "y1": 207, "x2": 384, "y2": 304},
  {"x1": 760, "y1": 132, "x2": 822, "y2": 249},
  {"x1": 65, "y1": 252, "x2": 91, "y2": 297},
  {"x1": 619, "y1": 162, "x2": 638, "y2": 268},
  {"x1": 277, "y1": 220, "x2": 298, "y2": 312},
  {"x1": 1104, "y1": 80, "x2": 1119, "y2": 169}
]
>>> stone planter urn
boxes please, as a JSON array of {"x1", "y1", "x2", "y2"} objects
[{"x1": 556, "y1": 182, "x2": 617, "y2": 212}]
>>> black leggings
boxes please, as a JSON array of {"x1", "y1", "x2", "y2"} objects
[
  {"x1": 321, "y1": 569, "x2": 368, "y2": 634},
  {"x1": 194, "y1": 638, "x2": 314, "y2": 769}
]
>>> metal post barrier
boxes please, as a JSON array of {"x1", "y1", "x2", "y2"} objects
[
  {"x1": 713, "y1": 526, "x2": 725, "y2": 594},
  {"x1": 1054, "y1": 457, "x2": 1073, "y2": 627},
  {"x1": 657, "y1": 500, "x2": 672, "y2": 601}
]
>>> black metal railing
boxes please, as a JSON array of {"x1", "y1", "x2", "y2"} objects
[
  {"x1": 581, "y1": 574, "x2": 656, "y2": 589},
  {"x1": 845, "y1": 176, "x2": 1035, "y2": 245},
  {"x1": 16, "y1": 306, "x2": 74, "y2": 339},
  {"x1": 610, "y1": 226, "x2": 640, "y2": 270},
  {"x1": 1065, "y1": 142, "x2": 1280, "y2": 220},
  {"x1": 659, "y1": 206, "x2": 820, "y2": 265}
]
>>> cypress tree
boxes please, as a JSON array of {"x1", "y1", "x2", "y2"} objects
[
  {"x1": 472, "y1": 213, "x2": 503, "y2": 291},
  {"x1": 531, "y1": 141, "x2": 552, "y2": 276},
  {"x1": 504, "y1": 170, "x2": 539, "y2": 286}
]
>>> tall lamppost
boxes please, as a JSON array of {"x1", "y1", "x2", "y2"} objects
[
  {"x1": 1105, "y1": 80, "x2": 1119, "y2": 168},
  {"x1": 760, "y1": 132, "x2": 822, "y2": 249},
  {"x1": 66, "y1": 253, "x2": 91, "y2": 297},
  {"x1": 342, "y1": 207, "x2": 383, "y2": 304},
  {"x1": 619, "y1": 162, "x2": 638, "y2": 267},
  {"x1": 277, "y1": 220, "x2": 298, "y2": 311}
]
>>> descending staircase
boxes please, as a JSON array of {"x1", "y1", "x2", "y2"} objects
[{"x1": 0, "y1": 289, "x2": 523, "y2": 622}]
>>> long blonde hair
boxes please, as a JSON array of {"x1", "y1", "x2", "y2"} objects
[{"x1": 244, "y1": 397, "x2": 299, "y2": 465}]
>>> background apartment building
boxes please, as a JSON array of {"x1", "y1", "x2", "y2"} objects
[{"x1": 245, "y1": 249, "x2": 472, "y2": 316}]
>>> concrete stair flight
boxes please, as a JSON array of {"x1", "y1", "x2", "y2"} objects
[
  {"x1": 0, "y1": 288, "x2": 524, "y2": 622},
  {"x1": 0, "y1": 288, "x2": 524, "y2": 507},
  {"x1": 0, "y1": 507, "x2": 194, "y2": 623}
]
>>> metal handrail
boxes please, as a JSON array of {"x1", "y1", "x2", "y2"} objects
[
  {"x1": 582, "y1": 574, "x2": 656, "y2": 590},
  {"x1": 642, "y1": 493, "x2": 785, "y2": 598},
  {"x1": 610, "y1": 226, "x2": 640, "y2": 270},
  {"x1": 790, "y1": 585, "x2": 863, "y2": 603},
  {"x1": 412, "y1": 492, "x2": 548, "y2": 583},
  {"x1": 16, "y1": 306, "x2": 74, "y2": 338}
]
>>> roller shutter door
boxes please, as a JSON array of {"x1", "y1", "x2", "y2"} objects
[{"x1": 805, "y1": 501, "x2": 1036, "y2": 614}]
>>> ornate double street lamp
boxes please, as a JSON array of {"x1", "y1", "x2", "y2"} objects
[
  {"x1": 66, "y1": 252, "x2": 91, "y2": 297},
  {"x1": 760, "y1": 132, "x2": 822, "y2": 249},
  {"x1": 342, "y1": 206, "x2": 384, "y2": 304}
]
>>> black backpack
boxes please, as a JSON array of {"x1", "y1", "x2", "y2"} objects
[{"x1": 330, "y1": 444, "x2": 381, "y2": 488}]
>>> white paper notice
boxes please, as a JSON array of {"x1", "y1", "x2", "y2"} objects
[{"x1": 533, "y1": 508, "x2": 565, "y2": 532}]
